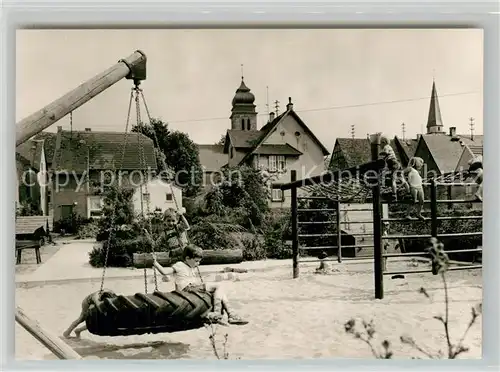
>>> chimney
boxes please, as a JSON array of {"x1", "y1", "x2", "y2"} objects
[
  {"x1": 449, "y1": 127, "x2": 456, "y2": 137},
  {"x1": 269, "y1": 112, "x2": 275, "y2": 123},
  {"x1": 85, "y1": 128, "x2": 91, "y2": 132},
  {"x1": 286, "y1": 97, "x2": 293, "y2": 111}
]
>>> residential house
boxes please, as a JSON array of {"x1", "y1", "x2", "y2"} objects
[
  {"x1": 328, "y1": 136, "x2": 417, "y2": 171},
  {"x1": 413, "y1": 80, "x2": 484, "y2": 202},
  {"x1": 49, "y1": 127, "x2": 157, "y2": 221},
  {"x1": 197, "y1": 78, "x2": 330, "y2": 207},
  {"x1": 197, "y1": 144, "x2": 227, "y2": 189},
  {"x1": 15, "y1": 139, "x2": 49, "y2": 215},
  {"x1": 132, "y1": 178, "x2": 183, "y2": 216}
]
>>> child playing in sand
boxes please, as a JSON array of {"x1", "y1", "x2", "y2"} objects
[
  {"x1": 379, "y1": 135, "x2": 409, "y2": 201},
  {"x1": 63, "y1": 289, "x2": 116, "y2": 338},
  {"x1": 468, "y1": 156, "x2": 483, "y2": 202},
  {"x1": 405, "y1": 157, "x2": 425, "y2": 220},
  {"x1": 172, "y1": 245, "x2": 248, "y2": 326}
]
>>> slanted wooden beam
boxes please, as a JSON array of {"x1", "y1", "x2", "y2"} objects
[
  {"x1": 16, "y1": 50, "x2": 147, "y2": 147},
  {"x1": 15, "y1": 306, "x2": 83, "y2": 360}
]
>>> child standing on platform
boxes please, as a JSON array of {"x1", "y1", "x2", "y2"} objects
[
  {"x1": 379, "y1": 135, "x2": 409, "y2": 201},
  {"x1": 405, "y1": 157, "x2": 426, "y2": 220},
  {"x1": 468, "y1": 156, "x2": 483, "y2": 202}
]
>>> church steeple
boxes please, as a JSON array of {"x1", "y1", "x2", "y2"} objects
[
  {"x1": 230, "y1": 72, "x2": 258, "y2": 131},
  {"x1": 426, "y1": 79, "x2": 444, "y2": 134}
]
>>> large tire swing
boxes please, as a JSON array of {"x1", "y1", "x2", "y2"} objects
[{"x1": 86, "y1": 79, "x2": 212, "y2": 337}]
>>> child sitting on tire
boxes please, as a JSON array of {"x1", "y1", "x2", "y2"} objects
[{"x1": 172, "y1": 245, "x2": 248, "y2": 326}]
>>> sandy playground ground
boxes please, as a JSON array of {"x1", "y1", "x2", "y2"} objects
[{"x1": 15, "y1": 257, "x2": 482, "y2": 361}]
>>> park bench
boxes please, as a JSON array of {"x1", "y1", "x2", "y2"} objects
[
  {"x1": 15, "y1": 215, "x2": 53, "y2": 265},
  {"x1": 16, "y1": 239, "x2": 43, "y2": 265}
]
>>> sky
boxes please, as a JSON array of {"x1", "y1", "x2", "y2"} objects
[{"x1": 16, "y1": 29, "x2": 483, "y2": 152}]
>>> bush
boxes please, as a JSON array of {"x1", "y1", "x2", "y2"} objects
[
  {"x1": 53, "y1": 213, "x2": 92, "y2": 235},
  {"x1": 242, "y1": 235, "x2": 266, "y2": 261},
  {"x1": 260, "y1": 210, "x2": 293, "y2": 260},
  {"x1": 189, "y1": 216, "x2": 247, "y2": 250},
  {"x1": 75, "y1": 220, "x2": 99, "y2": 240},
  {"x1": 389, "y1": 203, "x2": 482, "y2": 261}
]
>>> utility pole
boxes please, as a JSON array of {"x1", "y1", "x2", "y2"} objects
[
  {"x1": 402, "y1": 122, "x2": 406, "y2": 140},
  {"x1": 469, "y1": 117, "x2": 475, "y2": 140},
  {"x1": 351, "y1": 124, "x2": 355, "y2": 139},
  {"x1": 266, "y1": 86, "x2": 270, "y2": 114},
  {"x1": 274, "y1": 100, "x2": 280, "y2": 116}
]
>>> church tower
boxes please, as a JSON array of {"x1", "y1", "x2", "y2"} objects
[
  {"x1": 426, "y1": 79, "x2": 444, "y2": 134},
  {"x1": 230, "y1": 77, "x2": 258, "y2": 131}
]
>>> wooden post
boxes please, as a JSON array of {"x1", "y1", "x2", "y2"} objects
[
  {"x1": 16, "y1": 50, "x2": 147, "y2": 147},
  {"x1": 291, "y1": 170, "x2": 299, "y2": 279},
  {"x1": 15, "y1": 306, "x2": 83, "y2": 360},
  {"x1": 369, "y1": 133, "x2": 384, "y2": 299},
  {"x1": 336, "y1": 200, "x2": 342, "y2": 263},
  {"x1": 430, "y1": 179, "x2": 438, "y2": 237}
]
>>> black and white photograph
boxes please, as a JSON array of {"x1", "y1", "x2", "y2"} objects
[{"x1": 15, "y1": 28, "x2": 483, "y2": 360}]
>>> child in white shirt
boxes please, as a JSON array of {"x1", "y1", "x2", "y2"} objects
[
  {"x1": 405, "y1": 157, "x2": 425, "y2": 220},
  {"x1": 172, "y1": 245, "x2": 248, "y2": 326}
]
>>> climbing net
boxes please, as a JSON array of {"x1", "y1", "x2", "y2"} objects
[{"x1": 297, "y1": 167, "x2": 475, "y2": 203}]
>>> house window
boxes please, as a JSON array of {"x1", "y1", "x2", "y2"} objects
[
  {"x1": 246, "y1": 118, "x2": 251, "y2": 130},
  {"x1": 241, "y1": 118, "x2": 245, "y2": 130},
  {"x1": 271, "y1": 186, "x2": 285, "y2": 202},
  {"x1": 268, "y1": 156, "x2": 277, "y2": 172},
  {"x1": 230, "y1": 147, "x2": 234, "y2": 158},
  {"x1": 88, "y1": 195, "x2": 103, "y2": 218},
  {"x1": 166, "y1": 193, "x2": 173, "y2": 201},
  {"x1": 268, "y1": 155, "x2": 286, "y2": 172}
]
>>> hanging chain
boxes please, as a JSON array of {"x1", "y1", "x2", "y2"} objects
[
  {"x1": 135, "y1": 85, "x2": 158, "y2": 292},
  {"x1": 140, "y1": 91, "x2": 186, "y2": 248},
  {"x1": 99, "y1": 89, "x2": 134, "y2": 293}
]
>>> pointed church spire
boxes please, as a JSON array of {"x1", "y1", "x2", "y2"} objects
[{"x1": 426, "y1": 79, "x2": 444, "y2": 134}]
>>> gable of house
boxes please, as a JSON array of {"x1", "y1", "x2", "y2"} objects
[
  {"x1": 16, "y1": 140, "x2": 45, "y2": 172},
  {"x1": 252, "y1": 110, "x2": 329, "y2": 157},
  {"x1": 329, "y1": 137, "x2": 410, "y2": 171},
  {"x1": 197, "y1": 144, "x2": 227, "y2": 172},
  {"x1": 417, "y1": 134, "x2": 469, "y2": 174},
  {"x1": 53, "y1": 130, "x2": 157, "y2": 173},
  {"x1": 393, "y1": 137, "x2": 418, "y2": 166}
]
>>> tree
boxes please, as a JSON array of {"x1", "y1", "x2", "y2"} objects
[
  {"x1": 215, "y1": 134, "x2": 226, "y2": 146},
  {"x1": 132, "y1": 118, "x2": 203, "y2": 197}
]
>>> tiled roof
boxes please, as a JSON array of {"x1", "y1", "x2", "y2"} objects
[
  {"x1": 54, "y1": 130, "x2": 157, "y2": 172},
  {"x1": 469, "y1": 146, "x2": 483, "y2": 156},
  {"x1": 335, "y1": 138, "x2": 372, "y2": 168},
  {"x1": 421, "y1": 134, "x2": 465, "y2": 173},
  {"x1": 16, "y1": 140, "x2": 44, "y2": 171},
  {"x1": 458, "y1": 135, "x2": 483, "y2": 148},
  {"x1": 331, "y1": 137, "x2": 408, "y2": 169},
  {"x1": 226, "y1": 130, "x2": 262, "y2": 148},
  {"x1": 197, "y1": 144, "x2": 227, "y2": 172},
  {"x1": 395, "y1": 137, "x2": 419, "y2": 161},
  {"x1": 253, "y1": 144, "x2": 303, "y2": 156}
]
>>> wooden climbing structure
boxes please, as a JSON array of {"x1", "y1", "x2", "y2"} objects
[{"x1": 281, "y1": 133, "x2": 483, "y2": 300}]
